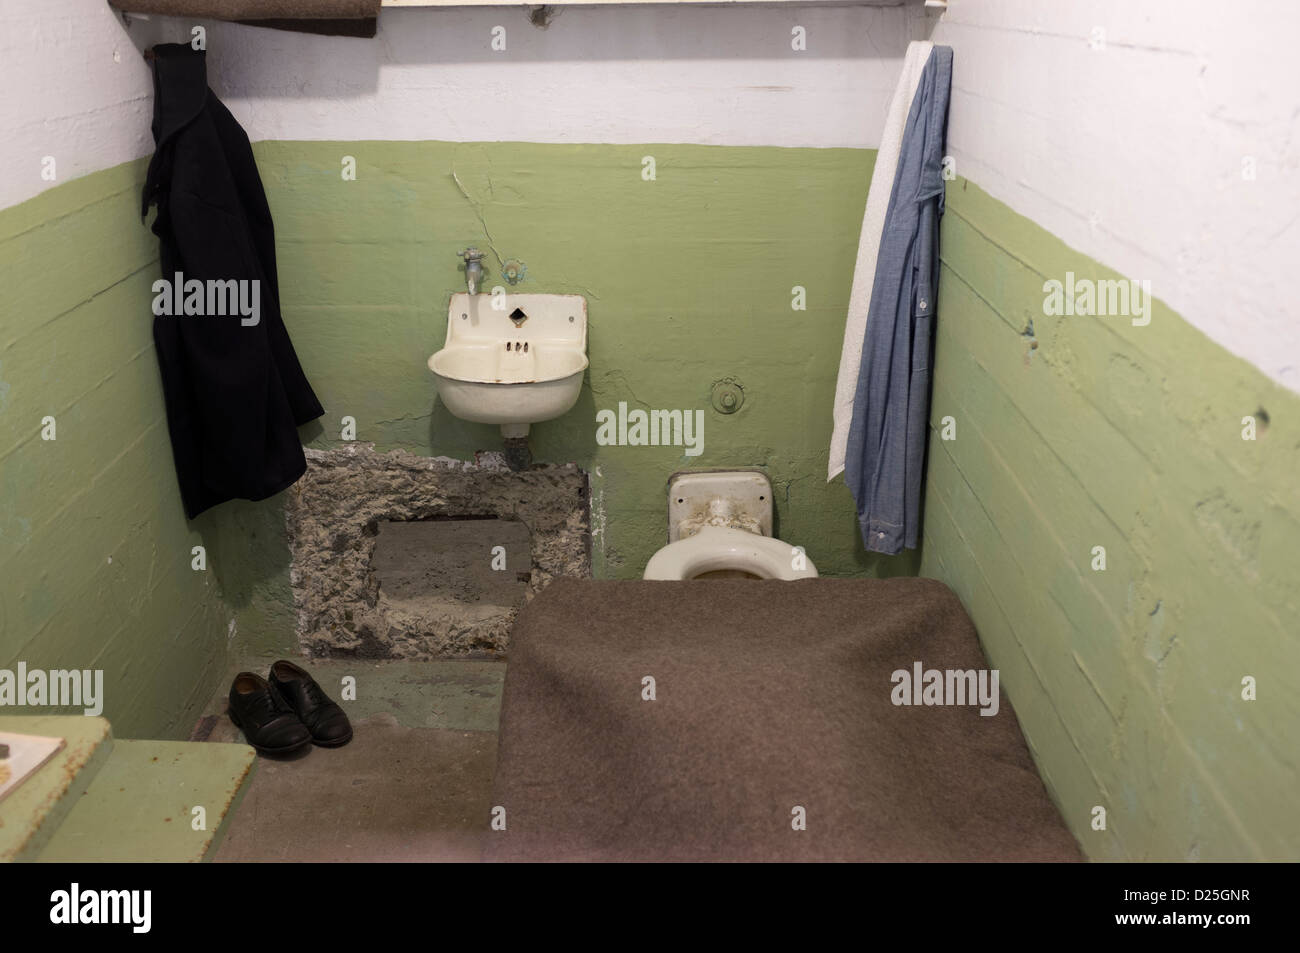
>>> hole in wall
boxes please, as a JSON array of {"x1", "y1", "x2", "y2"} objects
[
  {"x1": 286, "y1": 448, "x2": 591, "y2": 659},
  {"x1": 371, "y1": 518, "x2": 532, "y2": 614},
  {"x1": 529, "y1": 4, "x2": 560, "y2": 29}
]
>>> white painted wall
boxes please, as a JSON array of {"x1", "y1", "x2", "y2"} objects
[
  {"x1": 204, "y1": 6, "x2": 910, "y2": 148},
  {"x1": 0, "y1": 1, "x2": 911, "y2": 211},
  {"x1": 0, "y1": 0, "x2": 177, "y2": 211},
  {"x1": 6, "y1": 0, "x2": 1295, "y2": 392},
  {"x1": 928, "y1": 0, "x2": 1300, "y2": 392}
]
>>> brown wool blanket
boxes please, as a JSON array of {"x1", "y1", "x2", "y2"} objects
[{"x1": 486, "y1": 577, "x2": 1081, "y2": 863}]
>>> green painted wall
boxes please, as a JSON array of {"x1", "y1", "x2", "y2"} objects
[
  {"x1": 226, "y1": 140, "x2": 926, "y2": 655},
  {"x1": 922, "y1": 178, "x2": 1300, "y2": 861},
  {"x1": 4, "y1": 142, "x2": 916, "y2": 686},
  {"x1": 0, "y1": 161, "x2": 232, "y2": 739}
]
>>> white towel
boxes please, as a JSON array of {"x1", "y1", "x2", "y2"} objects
[{"x1": 828, "y1": 41, "x2": 935, "y2": 482}]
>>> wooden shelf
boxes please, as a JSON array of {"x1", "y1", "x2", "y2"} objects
[{"x1": 380, "y1": 1, "x2": 899, "y2": 6}]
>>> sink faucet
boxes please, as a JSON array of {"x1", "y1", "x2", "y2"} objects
[{"x1": 459, "y1": 247, "x2": 484, "y2": 296}]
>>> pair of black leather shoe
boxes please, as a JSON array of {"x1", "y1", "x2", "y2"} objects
[{"x1": 228, "y1": 660, "x2": 352, "y2": 755}]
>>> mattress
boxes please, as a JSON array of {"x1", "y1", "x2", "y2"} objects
[{"x1": 486, "y1": 577, "x2": 1081, "y2": 862}]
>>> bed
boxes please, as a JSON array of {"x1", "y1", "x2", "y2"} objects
[{"x1": 485, "y1": 577, "x2": 1081, "y2": 862}]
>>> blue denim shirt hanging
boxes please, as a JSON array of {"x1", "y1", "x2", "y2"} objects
[{"x1": 844, "y1": 46, "x2": 953, "y2": 555}]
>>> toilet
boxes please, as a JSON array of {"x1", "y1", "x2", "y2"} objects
[{"x1": 642, "y1": 471, "x2": 819, "y2": 580}]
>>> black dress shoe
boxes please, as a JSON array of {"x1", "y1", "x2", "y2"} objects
[
  {"x1": 228, "y1": 672, "x2": 312, "y2": 755},
  {"x1": 269, "y1": 660, "x2": 353, "y2": 747}
]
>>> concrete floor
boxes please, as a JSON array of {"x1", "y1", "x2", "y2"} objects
[{"x1": 192, "y1": 655, "x2": 504, "y2": 862}]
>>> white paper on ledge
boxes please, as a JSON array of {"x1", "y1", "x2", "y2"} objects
[{"x1": 0, "y1": 732, "x2": 66, "y2": 802}]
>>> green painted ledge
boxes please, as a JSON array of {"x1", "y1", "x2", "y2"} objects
[
  {"x1": 0, "y1": 716, "x2": 112, "y2": 863},
  {"x1": 37, "y1": 739, "x2": 256, "y2": 863}
]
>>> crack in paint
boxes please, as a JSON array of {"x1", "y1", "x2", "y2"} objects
[{"x1": 450, "y1": 165, "x2": 504, "y2": 268}]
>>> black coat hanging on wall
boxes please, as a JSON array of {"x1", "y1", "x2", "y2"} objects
[{"x1": 143, "y1": 44, "x2": 323, "y2": 519}]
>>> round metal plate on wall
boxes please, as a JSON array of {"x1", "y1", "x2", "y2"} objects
[{"x1": 710, "y1": 378, "x2": 745, "y2": 415}]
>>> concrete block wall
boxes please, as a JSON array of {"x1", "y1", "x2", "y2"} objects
[
  {"x1": 0, "y1": 162, "x2": 233, "y2": 739},
  {"x1": 919, "y1": 1, "x2": 1300, "y2": 860}
]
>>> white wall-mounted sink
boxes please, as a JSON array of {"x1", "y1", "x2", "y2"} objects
[{"x1": 428, "y1": 293, "x2": 588, "y2": 438}]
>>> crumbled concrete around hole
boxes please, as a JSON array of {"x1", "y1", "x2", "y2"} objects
[{"x1": 285, "y1": 444, "x2": 590, "y2": 659}]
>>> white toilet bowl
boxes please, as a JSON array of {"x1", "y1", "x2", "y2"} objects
[
  {"x1": 643, "y1": 525, "x2": 817, "y2": 580},
  {"x1": 642, "y1": 471, "x2": 819, "y2": 580}
]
